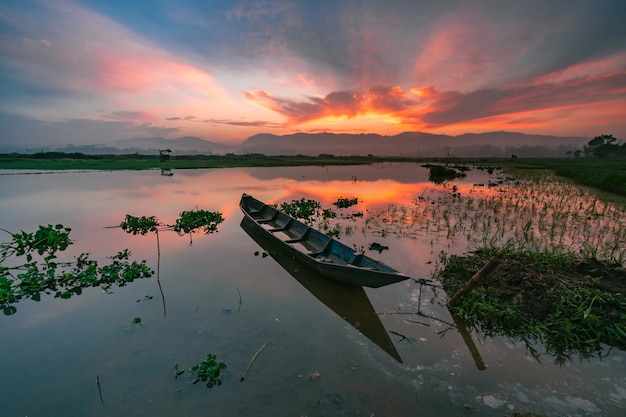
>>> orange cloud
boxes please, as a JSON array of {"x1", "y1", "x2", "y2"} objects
[
  {"x1": 244, "y1": 86, "x2": 419, "y2": 124},
  {"x1": 245, "y1": 64, "x2": 626, "y2": 137}
]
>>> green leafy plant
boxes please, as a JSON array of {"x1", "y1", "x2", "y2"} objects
[
  {"x1": 120, "y1": 215, "x2": 159, "y2": 235},
  {"x1": 174, "y1": 353, "x2": 227, "y2": 389},
  {"x1": 333, "y1": 196, "x2": 359, "y2": 209},
  {"x1": 172, "y1": 209, "x2": 224, "y2": 235},
  {"x1": 274, "y1": 198, "x2": 321, "y2": 222},
  {"x1": 120, "y1": 208, "x2": 224, "y2": 244},
  {"x1": 118, "y1": 208, "x2": 224, "y2": 318},
  {"x1": 0, "y1": 225, "x2": 152, "y2": 315},
  {"x1": 1, "y1": 224, "x2": 72, "y2": 263}
]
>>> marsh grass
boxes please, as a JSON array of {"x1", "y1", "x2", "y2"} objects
[
  {"x1": 363, "y1": 171, "x2": 626, "y2": 263},
  {"x1": 437, "y1": 248, "x2": 626, "y2": 363}
]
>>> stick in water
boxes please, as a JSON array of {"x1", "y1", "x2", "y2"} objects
[
  {"x1": 96, "y1": 374, "x2": 104, "y2": 405},
  {"x1": 240, "y1": 341, "x2": 269, "y2": 382}
]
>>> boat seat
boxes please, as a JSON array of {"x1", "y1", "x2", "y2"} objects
[
  {"x1": 257, "y1": 212, "x2": 278, "y2": 224},
  {"x1": 267, "y1": 218, "x2": 292, "y2": 232},
  {"x1": 267, "y1": 226, "x2": 287, "y2": 231},
  {"x1": 308, "y1": 240, "x2": 332, "y2": 257}
]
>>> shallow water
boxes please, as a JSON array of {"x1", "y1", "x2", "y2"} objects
[{"x1": 1, "y1": 163, "x2": 625, "y2": 417}]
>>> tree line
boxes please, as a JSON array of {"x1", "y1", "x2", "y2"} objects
[{"x1": 568, "y1": 134, "x2": 626, "y2": 158}]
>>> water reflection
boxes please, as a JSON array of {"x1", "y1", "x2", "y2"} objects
[
  {"x1": 1, "y1": 164, "x2": 625, "y2": 417},
  {"x1": 240, "y1": 216, "x2": 403, "y2": 363}
]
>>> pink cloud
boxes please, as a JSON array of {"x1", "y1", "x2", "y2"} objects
[
  {"x1": 92, "y1": 49, "x2": 224, "y2": 100},
  {"x1": 412, "y1": 12, "x2": 522, "y2": 91}
]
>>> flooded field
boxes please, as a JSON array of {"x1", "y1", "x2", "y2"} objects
[{"x1": 1, "y1": 163, "x2": 625, "y2": 417}]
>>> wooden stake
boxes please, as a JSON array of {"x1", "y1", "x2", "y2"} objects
[
  {"x1": 240, "y1": 341, "x2": 269, "y2": 382},
  {"x1": 447, "y1": 255, "x2": 501, "y2": 307}
]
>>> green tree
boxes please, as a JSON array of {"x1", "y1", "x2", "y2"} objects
[{"x1": 584, "y1": 134, "x2": 624, "y2": 158}]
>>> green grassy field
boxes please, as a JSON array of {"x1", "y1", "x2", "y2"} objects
[
  {"x1": 0, "y1": 153, "x2": 379, "y2": 170},
  {"x1": 1, "y1": 152, "x2": 625, "y2": 196}
]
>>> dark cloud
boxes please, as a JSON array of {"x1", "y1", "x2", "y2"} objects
[
  {"x1": 166, "y1": 116, "x2": 196, "y2": 121},
  {"x1": 203, "y1": 118, "x2": 283, "y2": 128},
  {"x1": 171, "y1": 0, "x2": 626, "y2": 90},
  {"x1": 103, "y1": 110, "x2": 152, "y2": 121},
  {"x1": 0, "y1": 112, "x2": 180, "y2": 148},
  {"x1": 422, "y1": 71, "x2": 626, "y2": 125}
]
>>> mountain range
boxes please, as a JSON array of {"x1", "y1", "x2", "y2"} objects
[
  {"x1": 239, "y1": 131, "x2": 589, "y2": 158},
  {"x1": 1, "y1": 131, "x2": 591, "y2": 158}
]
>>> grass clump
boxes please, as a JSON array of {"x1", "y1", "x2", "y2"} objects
[{"x1": 437, "y1": 247, "x2": 626, "y2": 364}]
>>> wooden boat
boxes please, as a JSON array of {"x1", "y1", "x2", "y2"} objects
[
  {"x1": 240, "y1": 216, "x2": 402, "y2": 362},
  {"x1": 239, "y1": 193, "x2": 410, "y2": 288}
]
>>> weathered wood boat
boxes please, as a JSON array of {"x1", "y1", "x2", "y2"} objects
[
  {"x1": 239, "y1": 193, "x2": 410, "y2": 288},
  {"x1": 240, "y1": 216, "x2": 402, "y2": 362}
]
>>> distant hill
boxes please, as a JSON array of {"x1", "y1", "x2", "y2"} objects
[
  {"x1": 239, "y1": 131, "x2": 589, "y2": 157},
  {"x1": 0, "y1": 136, "x2": 237, "y2": 155},
  {"x1": 110, "y1": 136, "x2": 236, "y2": 154},
  {"x1": 1, "y1": 131, "x2": 590, "y2": 157}
]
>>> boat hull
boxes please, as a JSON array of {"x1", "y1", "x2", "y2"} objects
[{"x1": 240, "y1": 193, "x2": 409, "y2": 288}]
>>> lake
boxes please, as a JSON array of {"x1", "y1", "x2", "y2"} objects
[{"x1": 1, "y1": 163, "x2": 625, "y2": 417}]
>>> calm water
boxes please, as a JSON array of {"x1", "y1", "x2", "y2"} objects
[{"x1": 1, "y1": 163, "x2": 624, "y2": 417}]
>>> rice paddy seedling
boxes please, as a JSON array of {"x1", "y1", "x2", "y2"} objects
[{"x1": 358, "y1": 170, "x2": 626, "y2": 262}]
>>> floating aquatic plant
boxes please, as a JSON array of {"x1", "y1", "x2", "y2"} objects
[
  {"x1": 0, "y1": 225, "x2": 152, "y2": 315},
  {"x1": 174, "y1": 353, "x2": 227, "y2": 389}
]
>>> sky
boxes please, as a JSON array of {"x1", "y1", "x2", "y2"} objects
[{"x1": 1, "y1": 0, "x2": 625, "y2": 148}]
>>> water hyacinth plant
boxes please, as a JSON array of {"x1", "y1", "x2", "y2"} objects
[
  {"x1": 0, "y1": 224, "x2": 152, "y2": 315},
  {"x1": 174, "y1": 353, "x2": 227, "y2": 389}
]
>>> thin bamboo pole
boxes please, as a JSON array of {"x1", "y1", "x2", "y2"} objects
[{"x1": 447, "y1": 255, "x2": 502, "y2": 307}]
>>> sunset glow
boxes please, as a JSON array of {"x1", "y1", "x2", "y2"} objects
[{"x1": 1, "y1": 0, "x2": 625, "y2": 149}]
